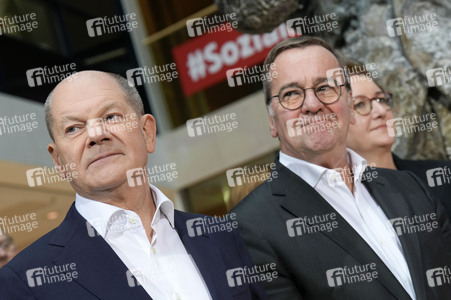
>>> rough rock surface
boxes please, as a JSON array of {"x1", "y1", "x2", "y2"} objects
[{"x1": 216, "y1": 0, "x2": 451, "y2": 159}]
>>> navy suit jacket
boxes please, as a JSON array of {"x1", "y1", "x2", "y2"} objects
[{"x1": 0, "y1": 203, "x2": 267, "y2": 300}]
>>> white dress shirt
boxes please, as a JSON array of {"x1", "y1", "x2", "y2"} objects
[
  {"x1": 75, "y1": 184, "x2": 211, "y2": 300},
  {"x1": 279, "y1": 149, "x2": 416, "y2": 299}
]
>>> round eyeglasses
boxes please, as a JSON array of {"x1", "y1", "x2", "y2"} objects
[
  {"x1": 270, "y1": 79, "x2": 346, "y2": 110},
  {"x1": 353, "y1": 93, "x2": 393, "y2": 116}
]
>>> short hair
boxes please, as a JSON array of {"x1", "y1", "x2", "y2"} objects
[
  {"x1": 44, "y1": 72, "x2": 144, "y2": 141},
  {"x1": 345, "y1": 61, "x2": 386, "y2": 92},
  {"x1": 262, "y1": 36, "x2": 350, "y2": 106}
]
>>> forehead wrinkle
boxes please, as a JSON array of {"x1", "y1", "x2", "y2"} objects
[
  {"x1": 58, "y1": 101, "x2": 123, "y2": 126},
  {"x1": 278, "y1": 77, "x2": 330, "y2": 91}
]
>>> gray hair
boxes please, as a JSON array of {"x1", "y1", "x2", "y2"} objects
[
  {"x1": 263, "y1": 36, "x2": 350, "y2": 116},
  {"x1": 44, "y1": 72, "x2": 144, "y2": 141}
]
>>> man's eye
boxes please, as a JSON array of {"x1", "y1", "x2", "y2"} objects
[
  {"x1": 283, "y1": 90, "x2": 301, "y2": 100},
  {"x1": 66, "y1": 126, "x2": 79, "y2": 134},
  {"x1": 105, "y1": 114, "x2": 122, "y2": 122},
  {"x1": 317, "y1": 85, "x2": 333, "y2": 93}
]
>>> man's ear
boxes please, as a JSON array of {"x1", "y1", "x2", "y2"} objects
[
  {"x1": 141, "y1": 114, "x2": 157, "y2": 154},
  {"x1": 268, "y1": 106, "x2": 278, "y2": 138},
  {"x1": 48, "y1": 143, "x2": 63, "y2": 170}
]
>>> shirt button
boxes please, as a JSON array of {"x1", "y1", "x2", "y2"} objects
[
  {"x1": 174, "y1": 293, "x2": 181, "y2": 300},
  {"x1": 129, "y1": 217, "x2": 137, "y2": 224},
  {"x1": 151, "y1": 247, "x2": 156, "y2": 254}
]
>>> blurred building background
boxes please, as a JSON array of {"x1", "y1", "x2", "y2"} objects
[
  {"x1": 0, "y1": 0, "x2": 449, "y2": 251},
  {"x1": 0, "y1": 0, "x2": 280, "y2": 251}
]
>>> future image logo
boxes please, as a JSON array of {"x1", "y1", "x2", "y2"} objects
[
  {"x1": 326, "y1": 63, "x2": 378, "y2": 86},
  {"x1": 226, "y1": 263, "x2": 278, "y2": 287},
  {"x1": 86, "y1": 113, "x2": 139, "y2": 138},
  {"x1": 126, "y1": 163, "x2": 178, "y2": 187},
  {"x1": 286, "y1": 13, "x2": 338, "y2": 36},
  {"x1": 126, "y1": 64, "x2": 178, "y2": 87},
  {"x1": 286, "y1": 113, "x2": 338, "y2": 137},
  {"x1": 286, "y1": 213, "x2": 338, "y2": 237},
  {"x1": 86, "y1": 14, "x2": 138, "y2": 37},
  {"x1": 226, "y1": 64, "x2": 277, "y2": 87},
  {"x1": 426, "y1": 67, "x2": 451, "y2": 87},
  {"x1": 386, "y1": 13, "x2": 438, "y2": 37},
  {"x1": 0, "y1": 213, "x2": 38, "y2": 235},
  {"x1": 26, "y1": 63, "x2": 77, "y2": 87},
  {"x1": 26, "y1": 263, "x2": 78, "y2": 287},
  {"x1": 186, "y1": 13, "x2": 237, "y2": 37},
  {"x1": 386, "y1": 113, "x2": 438, "y2": 137},
  {"x1": 387, "y1": 213, "x2": 438, "y2": 237},
  {"x1": 426, "y1": 267, "x2": 451, "y2": 287},
  {"x1": 186, "y1": 113, "x2": 238, "y2": 137},
  {"x1": 326, "y1": 263, "x2": 378, "y2": 287},
  {"x1": 426, "y1": 167, "x2": 451, "y2": 187},
  {"x1": 26, "y1": 164, "x2": 78, "y2": 187},
  {"x1": 0, "y1": 13, "x2": 38, "y2": 35},
  {"x1": 0, "y1": 113, "x2": 38, "y2": 136},
  {"x1": 186, "y1": 214, "x2": 238, "y2": 237},
  {"x1": 226, "y1": 163, "x2": 277, "y2": 187}
]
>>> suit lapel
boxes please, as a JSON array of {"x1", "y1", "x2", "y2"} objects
[
  {"x1": 275, "y1": 163, "x2": 410, "y2": 299},
  {"x1": 174, "y1": 211, "x2": 231, "y2": 300},
  {"x1": 49, "y1": 204, "x2": 151, "y2": 300},
  {"x1": 364, "y1": 172, "x2": 426, "y2": 300}
]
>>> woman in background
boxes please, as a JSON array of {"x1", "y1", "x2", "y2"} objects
[{"x1": 346, "y1": 69, "x2": 451, "y2": 219}]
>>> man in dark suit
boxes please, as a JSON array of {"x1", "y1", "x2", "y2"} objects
[
  {"x1": 231, "y1": 36, "x2": 451, "y2": 300},
  {"x1": 0, "y1": 71, "x2": 267, "y2": 299}
]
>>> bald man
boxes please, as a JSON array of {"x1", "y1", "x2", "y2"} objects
[{"x1": 0, "y1": 71, "x2": 266, "y2": 300}]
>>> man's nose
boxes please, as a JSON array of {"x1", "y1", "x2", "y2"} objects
[
  {"x1": 86, "y1": 120, "x2": 111, "y2": 146},
  {"x1": 300, "y1": 89, "x2": 324, "y2": 114}
]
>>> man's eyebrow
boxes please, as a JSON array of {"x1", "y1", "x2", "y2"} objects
[
  {"x1": 59, "y1": 102, "x2": 122, "y2": 124},
  {"x1": 277, "y1": 77, "x2": 330, "y2": 92},
  {"x1": 277, "y1": 82, "x2": 302, "y2": 92}
]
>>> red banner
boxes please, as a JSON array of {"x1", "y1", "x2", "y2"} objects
[{"x1": 172, "y1": 24, "x2": 292, "y2": 97}]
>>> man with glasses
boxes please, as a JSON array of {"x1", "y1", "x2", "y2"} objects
[
  {"x1": 346, "y1": 70, "x2": 451, "y2": 220},
  {"x1": 231, "y1": 36, "x2": 451, "y2": 299}
]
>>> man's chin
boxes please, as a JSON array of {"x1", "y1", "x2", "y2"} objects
[
  {"x1": 302, "y1": 133, "x2": 337, "y2": 153},
  {"x1": 75, "y1": 174, "x2": 128, "y2": 192}
]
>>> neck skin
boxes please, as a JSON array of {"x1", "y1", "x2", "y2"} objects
[
  {"x1": 358, "y1": 146, "x2": 397, "y2": 170},
  {"x1": 283, "y1": 147, "x2": 355, "y2": 194},
  {"x1": 76, "y1": 182, "x2": 156, "y2": 243}
]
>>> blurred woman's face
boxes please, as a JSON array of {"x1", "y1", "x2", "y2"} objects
[{"x1": 346, "y1": 76, "x2": 395, "y2": 154}]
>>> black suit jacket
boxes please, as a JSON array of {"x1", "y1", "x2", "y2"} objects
[
  {"x1": 232, "y1": 162, "x2": 451, "y2": 300},
  {"x1": 0, "y1": 203, "x2": 267, "y2": 300},
  {"x1": 393, "y1": 153, "x2": 451, "y2": 220}
]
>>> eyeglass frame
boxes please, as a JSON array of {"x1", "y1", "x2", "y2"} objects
[
  {"x1": 352, "y1": 92, "x2": 393, "y2": 116},
  {"x1": 269, "y1": 79, "x2": 349, "y2": 111}
]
